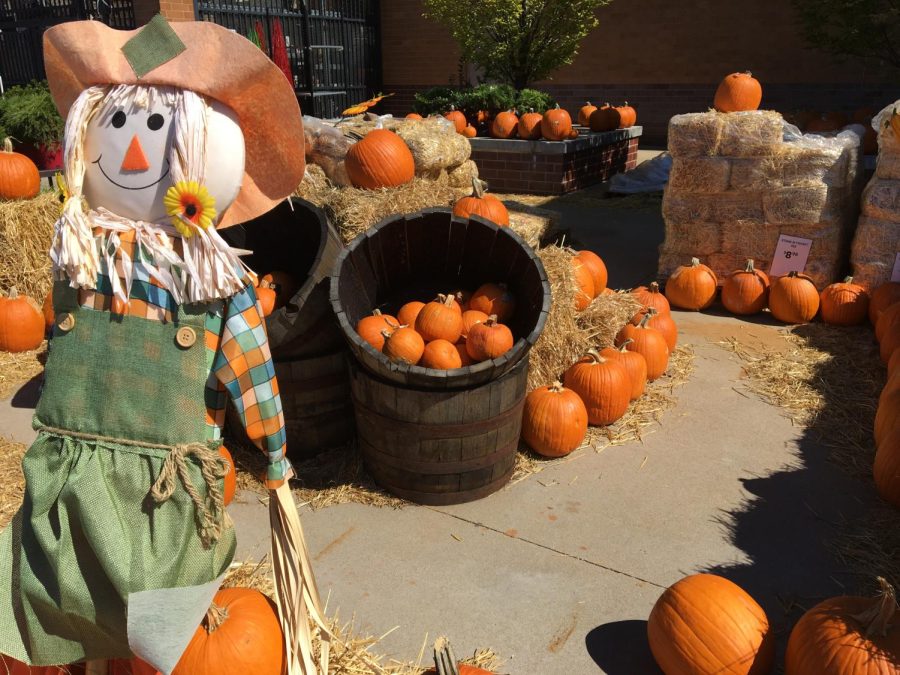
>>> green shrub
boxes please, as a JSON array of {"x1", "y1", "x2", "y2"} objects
[
  {"x1": 0, "y1": 81, "x2": 65, "y2": 147},
  {"x1": 458, "y1": 84, "x2": 516, "y2": 116},
  {"x1": 515, "y1": 89, "x2": 556, "y2": 114},
  {"x1": 412, "y1": 86, "x2": 461, "y2": 116}
]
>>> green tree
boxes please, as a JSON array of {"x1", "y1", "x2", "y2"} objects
[
  {"x1": 793, "y1": 0, "x2": 900, "y2": 69},
  {"x1": 423, "y1": 0, "x2": 613, "y2": 89}
]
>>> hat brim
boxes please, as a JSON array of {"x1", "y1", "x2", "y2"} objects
[{"x1": 43, "y1": 20, "x2": 305, "y2": 228}]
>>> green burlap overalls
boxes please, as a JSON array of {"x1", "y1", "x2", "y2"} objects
[{"x1": 0, "y1": 282, "x2": 236, "y2": 669}]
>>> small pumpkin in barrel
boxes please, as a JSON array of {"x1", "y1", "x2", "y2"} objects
[
  {"x1": 521, "y1": 382, "x2": 588, "y2": 457},
  {"x1": 356, "y1": 309, "x2": 398, "y2": 351},
  {"x1": 421, "y1": 339, "x2": 463, "y2": 370},
  {"x1": 416, "y1": 293, "x2": 464, "y2": 343},
  {"x1": 383, "y1": 326, "x2": 425, "y2": 365},
  {"x1": 453, "y1": 178, "x2": 510, "y2": 227},
  {"x1": 397, "y1": 300, "x2": 426, "y2": 327},
  {"x1": 466, "y1": 315, "x2": 513, "y2": 361},
  {"x1": 469, "y1": 282, "x2": 515, "y2": 322}
]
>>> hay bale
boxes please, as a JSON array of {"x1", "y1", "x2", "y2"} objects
[
  {"x1": 295, "y1": 163, "x2": 335, "y2": 207},
  {"x1": 508, "y1": 210, "x2": 555, "y2": 249},
  {"x1": 392, "y1": 118, "x2": 471, "y2": 173},
  {"x1": 447, "y1": 159, "x2": 479, "y2": 188},
  {"x1": 718, "y1": 110, "x2": 784, "y2": 157},
  {"x1": 657, "y1": 250, "x2": 696, "y2": 279},
  {"x1": 662, "y1": 190, "x2": 712, "y2": 224},
  {"x1": 861, "y1": 177, "x2": 900, "y2": 222},
  {"x1": 874, "y1": 102, "x2": 900, "y2": 156},
  {"x1": 720, "y1": 219, "x2": 781, "y2": 259},
  {"x1": 776, "y1": 142, "x2": 848, "y2": 188},
  {"x1": 762, "y1": 185, "x2": 838, "y2": 225},
  {"x1": 668, "y1": 158, "x2": 732, "y2": 193},
  {"x1": 0, "y1": 437, "x2": 25, "y2": 530},
  {"x1": 0, "y1": 191, "x2": 56, "y2": 300},
  {"x1": 707, "y1": 191, "x2": 765, "y2": 222},
  {"x1": 729, "y1": 159, "x2": 781, "y2": 191},
  {"x1": 851, "y1": 214, "x2": 900, "y2": 288},
  {"x1": 875, "y1": 154, "x2": 900, "y2": 181},
  {"x1": 668, "y1": 112, "x2": 723, "y2": 157},
  {"x1": 661, "y1": 221, "x2": 720, "y2": 256}
]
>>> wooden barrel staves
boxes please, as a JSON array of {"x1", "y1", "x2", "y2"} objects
[{"x1": 350, "y1": 355, "x2": 529, "y2": 505}]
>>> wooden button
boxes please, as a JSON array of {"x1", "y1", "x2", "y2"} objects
[
  {"x1": 56, "y1": 312, "x2": 75, "y2": 332},
  {"x1": 175, "y1": 326, "x2": 197, "y2": 348}
]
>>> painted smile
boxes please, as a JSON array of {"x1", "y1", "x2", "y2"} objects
[{"x1": 92, "y1": 156, "x2": 171, "y2": 190}]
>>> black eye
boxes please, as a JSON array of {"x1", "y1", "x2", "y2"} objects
[
  {"x1": 111, "y1": 111, "x2": 127, "y2": 128},
  {"x1": 147, "y1": 114, "x2": 164, "y2": 131}
]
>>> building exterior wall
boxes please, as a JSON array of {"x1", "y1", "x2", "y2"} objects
[{"x1": 133, "y1": 0, "x2": 196, "y2": 25}]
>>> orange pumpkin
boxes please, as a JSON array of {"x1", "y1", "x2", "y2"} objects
[
  {"x1": 615, "y1": 102, "x2": 637, "y2": 128},
  {"x1": 648, "y1": 573, "x2": 774, "y2": 675},
  {"x1": 820, "y1": 276, "x2": 869, "y2": 326},
  {"x1": 575, "y1": 250, "x2": 607, "y2": 296},
  {"x1": 869, "y1": 281, "x2": 900, "y2": 325},
  {"x1": 0, "y1": 287, "x2": 45, "y2": 352},
  {"x1": 469, "y1": 282, "x2": 515, "y2": 322},
  {"x1": 572, "y1": 257, "x2": 596, "y2": 311},
  {"x1": 345, "y1": 129, "x2": 415, "y2": 189},
  {"x1": 382, "y1": 326, "x2": 425, "y2": 365},
  {"x1": 255, "y1": 283, "x2": 277, "y2": 317},
  {"x1": 356, "y1": 309, "x2": 398, "y2": 351},
  {"x1": 784, "y1": 577, "x2": 899, "y2": 675},
  {"x1": 490, "y1": 110, "x2": 519, "y2": 139},
  {"x1": 631, "y1": 281, "x2": 670, "y2": 317},
  {"x1": 541, "y1": 104, "x2": 573, "y2": 141},
  {"x1": 452, "y1": 178, "x2": 510, "y2": 227},
  {"x1": 769, "y1": 272, "x2": 820, "y2": 324},
  {"x1": 880, "y1": 323, "x2": 900, "y2": 364},
  {"x1": 461, "y1": 125, "x2": 477, "y2": 138},
  {"x1": 713, "y1": 72, "x2": 763, "y2": 113},
  {"x1": 577, "y1": 102, "x2": 598, "y2": 127},
  {"x1": 461, "y1": 309, "x2": 488, "y2": 338},
  {"x1": 630, "y1": 307, "x2": 677, "y2": 351},
  {"x1": 665, "y1": 258, "x2": 718, "y2": 311},
  {"x1": 875, "y1": 387, "x2": 900, "y2": 446},
  {"x1": 444, "y1": 107, "x2": 467, "y2": 133},
  {"x1": 172, "y1": 588, "x2": 284, "y2": 675},
  {"x1": 0, "y1": 657, "x2": 86, "y2": 674},
  {"x1": 260, "y1": 271, "x2": 299, "y2": 309},
  {"x1": 454, "y1": 340, "x2": 474, "y2": 367},
  {"x1": 622, "y1": 313, "x2": 669, "y2": 381},
  {"x1": 517, "y1": 110, "x2": 543, "y2": 140},
  {"x1": 875, "y1": 425, "x2": 900, "y2": 507},
  {"x1": 600, "y1": 341, "x2": 648, "y2": 401},
  {"x1": 567, "y1": 129, "x2": 579, "y2": 140},
  {"x1": 889, "y1": 346, "x2": 900, "y2": 378},
  {"x1": 589, "y1": 103, "x2": 620, "y2": 133},
  {"x1": 219, "y1": 445, "x2": 236, "y2": 507},
  {"x1": 421, "y1": 338, "x2": 463, "y2": 370},
  {"x1": 416, "y1": 293, "x2": 464, "y2": 343},
  {"x1": 721, "y1": 259, "x2": 769, "y2": 315},
  {"x1": 0, "y1": 137, "x2": 40, "y2": 200},
  {"x1": 405, "y1": 113, "x2": 423, "y2": 120},
  {"x1": 521, "y1": 382, "x2": 589, "y2": 457},
  {"x1": 42, "y1": 291, "x2": 54, "y2": 334},
  {"x1": 563, "y1": 350, "x2": 631, "y2": 426},
  {"x1": 397, "y1": 300, "x2": 426, "y2": 327},
  {"x1": 466, "y1": 315, "x2": 513, "y2": 361}
]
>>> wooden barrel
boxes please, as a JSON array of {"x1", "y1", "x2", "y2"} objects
[
  {"x1": 350, "y1": 355, "x2": 528, "y2": 505},
  {"x1": 330, "y1": 209, "x2": 550, "y2": 389},
  {"x1": 222, "y1": 196, "x2": 345, "y2": 359}
]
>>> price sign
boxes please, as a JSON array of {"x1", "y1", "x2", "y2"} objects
[
  {"x1": 770, "y1": 235, "x2": 813, "y2": 276},
  {"x1": 892, "y1": 252, "x2": 900, "y2": 282}
]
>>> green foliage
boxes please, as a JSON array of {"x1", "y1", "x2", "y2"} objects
[
  {"x1": 0, "y1": 81, "x2": 65, "y2": 146},
  {"x1": 458, "y1": 84, "x2": 516, "y2": 116},
  {"x1": 793, "y1": 0, "x2": 900, "y2": 69},
  {"x1": 515, "y1": 88, "x2": 556, "y2": 114},
  {"x1": 412, "y1": 86, "x2": 460, "y2": 116},
  {"x1": 423, "y1": 0, "x2": 613, "y2": 88}
]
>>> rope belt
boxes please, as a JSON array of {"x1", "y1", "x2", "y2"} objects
[{"x1": 36, "y1": 424, "x2": 228, "y2": 548}]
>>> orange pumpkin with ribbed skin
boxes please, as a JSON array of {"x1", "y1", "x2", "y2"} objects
[
  {"x1": 383, "y1": 326, "x2": 424, "y2": 365},
  {"x1": 518, "y1": 110, "x2": 543, "y2": 140},
  {"x1": 42, "y1": 291, "x2": 54, "y2": 334},
  {"x1": 622, "y1": 313, "x2": 669, "y2": 381},
  {"x1": 461, "y1": 309, "x2": 488, "y2": 338},
  {"x1": 630, "y1": 307, "x2": 677, "y2": 351},
  {"x1": 713, "y1": 72, "x2": 763, "y2": 112},
  {"x1": 589, "y1": 103, "x2": 620, "y2": 132},
  {"x1": 110, "y1": 658, "x2": 159, "y2": 674},
  {"x1": 454, "y1": 340, "x2": 474, "y2": 367},
  {"x1": 820, "y1": 276, "x2": 869, "y2": 326},
  {"x1": 522, "y1": 382, "x2": 588, "y2": 457},
  {"x1": 578, "y1": 102, "x2": 598, "y2": 127},
  {"x1": 870, "y1": 281, "x2": 900, "y2": 325},
  {"x1": 261, "y1": 271, "x2": 299, "y2": 309},
  {"x1": 461, "y1": 125, "x2": 477, "y2": 138},
  {"x1": 889, "y1": 346, "x2": 900, "y2": 377},
  {"x1": 785, "y1": 577, "x2": 899, "y2": 675},
  {"x1": 0, "y1": 287, "x2": 44, "y2": 352},
  {"x1": 172, "y1": 588, "x2": 284, "y2": 675},
  {"x1": 0, "y1": 137, "x2": 40, "y2": 200},
  {"x1": 219, "y1": 445, "x2": 236, "y2": 507},
  {"x1": 600, "y1": 341, "x2": 647, "y2": 400},
  {"x1": 875, "y1": 426, "x2": 900, "y2": 508},
  {"x1": 575, "y1": 250, "x2": 607, "y2": 296},
  {"x1": 721, "y1": 259, "x2": 769, "y2": 316},
  {"x1": 346, "y1": 129, "x2": 415, "y2": 189},
  {"x1": 541, "y1": 104, "x2": 573, "y2": 141},
  {"x1": 416, "y1": 294, "x2": 463, "y2": 343},
  {"x1": 357, "y1": 309, "x2": 398, "y2": 351},
  {"x1": 875, "y1": 386, "x2": 900, "y2": 446},
  {"x1": 0, "y1": 657, "x2": 86, "y2": 674},
  {"x1": 491, "y1": 110, "x2": 519, "y2": 139},
  {"x1": 665, "y1": 258, "x2": 718, "y2": 311},
  {"x1": 572, "y1": 257, "x2": 596, "y2": 311},
  {"x1": 631, "y1": 281, "x2": 670, "y2": 318},
  {"x1": 453, "y1": 178, "x2": 510, "y2": 227},
  {"x1": 769, "y1": 272, "x2": 820, "y2": 324},
  {"x1": 444, "y1": 108, "x2": 467, "y2": 133},
  {"x1": 466, "y1": 315, "x2": 513, "y2": 361},
  {"x1": 648, "y1": 573, "x2": 774, "y2": 675},
  {"x1": 405, "y1": 113, "x2": 423, "y2": 120},
  {"x1": 397, "y1": 301, "x2": 426, "y2": 328},
  {"x1": 255, "y1": 283, "x2": 276, "y2": 317},
  {"x1": 421, "y1": 339, "x2": 463, "y2": 370},
  {"x1": 469, "y1": 282, "x2": 515, "y2": 322},
  {"x1": 616, "y1": 102, "x2": 637, "y2": 128},
  {"x1": 563, "y1": 350, "x2": 631, "y2": 426},
  {"x1": 880, "y1": 324, "x2": 900, "y2": 364}
]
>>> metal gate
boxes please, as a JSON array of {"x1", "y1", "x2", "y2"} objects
[
  {"x1": 0, "y1": 0, "x2": 135, "y2": 88},
  {"x1": 197, "y1": 0, "x2": 380, "y2": 119}
]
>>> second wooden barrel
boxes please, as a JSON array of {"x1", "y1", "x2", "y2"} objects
[{"x1": 350, "y1": 355, "x2": 528, "y2": 505}]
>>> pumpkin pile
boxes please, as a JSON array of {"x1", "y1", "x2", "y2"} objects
[
  {"x1": 355, "y1": 284, "x2": 516, "y2": 370},
  {"x1": 587, "y1": 102, "x2": 638, "y2": 133}
]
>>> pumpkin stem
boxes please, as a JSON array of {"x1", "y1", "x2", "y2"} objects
[
  {"x1": 585, "y1": 348, "x2": 606, "y2": 363},
  {"x1": 549, "y1": 380, "x2": 565, "y2": 393},
  {"x1": 7, "y1": 287, "x2": 18, "y2": 300},
  {"x1": 204, "y1": 602, "x2": 229, "y2": 634},
  {"x1": 2, "y1": 138, "x2": 12, "y2": 153},
  {"x1": 638, "y1": 312, "x2": 653, "y2": 329},
  {"x1": 372, "y1": 309, "x2": 383, "y2": 316},
  {"x1": 645, "y1": 307, "x2": 658, "y2": 317},
  {"x1": 618, "y1": 338, "x2": 634, "y2": 351},
  {"x1": 436, "y1": 293, "x2": 456, "y2": 307},
  {"x1": 649, "y1": 281, "x2": 660, "y2": 293},
  {"x1": 744, "y1": 259, "x2": 755, "y2": 273},
  {"x1": 788, "y1": 271, "x2": 799, "y2": 278},
  {"x1": 844, "y1": 275, "x2": 854, "y2": 284},
  {"x1": 471, "y1": 177, "x2": 485, "y2": 199},
  {"x1": 849, "y1": 577, "x2": 897, "y2": 638},
  {"x1": 690, "y1": 257, "x2": 701, "y2": 267},
  {"x1": 485, "y1": 314, "x2": 498, "y2": 326}
]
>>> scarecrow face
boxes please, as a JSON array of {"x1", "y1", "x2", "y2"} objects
[{"x1": 82, "y1": 88, "x2": 245, "y2": 224}]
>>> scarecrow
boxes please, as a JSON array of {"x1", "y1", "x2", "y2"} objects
[{"x1": 0, "y1": 16, "x2": 328, "y2": 674}]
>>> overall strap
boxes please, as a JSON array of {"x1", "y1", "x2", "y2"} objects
[{"x1": 52, "y1": 280, "x2": 80, "y2": 315}]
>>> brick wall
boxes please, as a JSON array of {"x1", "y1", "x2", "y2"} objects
[{"x1": 133, "y1": 0, "x2": 196, "y2": 24}]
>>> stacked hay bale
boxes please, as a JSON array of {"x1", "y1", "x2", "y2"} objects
[
  {"x1": 661, "y1": 110, "x2": 864, "y2": 289},
  {"x1": 850, "y1": 102, "x2": 900, "y2": 288}
]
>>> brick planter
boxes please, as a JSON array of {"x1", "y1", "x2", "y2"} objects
[{"x1": 469, "y1": 126, "x2": 642, "y2": 195}]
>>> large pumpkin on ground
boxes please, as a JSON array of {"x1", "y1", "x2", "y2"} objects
[
  {"x1": 630, "y1": 307, "x2": 677, "y2": 351},
  {"x1": 665, "y1": 258, "x2": 718, "y2": 311},
  {"x1": 784, "y1": 577, "x2": 899, "y2": 675},
  {"x1": 521, "y1": 382, "x2": 589, "y2": 457},
  {"x1": 721, "y1": 259, "x2": 769, "y2": 316},
  {"x1": 769, "y1": 272, "x2": 820, "y2": 324},
  {"x1": 820, "y1": 276, "x2": 868, "y2": 326},
  {"x1": 575, "y1": 250, "x2": 607, "y2": 296},
  {"x1": 648, "y1": 573, "x2": 775, "y2": 675},
  {"x1": 563, "y1": 350, "x2": 631, "y2": 426},
  {"x1": 713, "y1": 72, "x2": 763, "y2": 113},
  {"x1": 0, "y1": 287, "x2": 45, "y2": 352},
  {"x1": 345, "y1": 129, "x2": 415, "y2": 189},
  {"x1": 600, "y1": 341, "x2": 647, "y2": 400},
  {"x1": 572, "y1": 256, "x2": 596, "y2": 311},
  {"x1": 453, "y1": 179, "x2": 510, "y2": 227},
  {"x1": 869, "y1": 281, "x2": 900, "y2": 325},
  {"x1": 620, "y1": 313, "x2": 669, "y2": 381},
  {"x1": 0, "y1": 137, "x2": 40, "y2": 200},
  {"x1": 631, "y1": 281, "x2": 670, "y2": 317},
  {"x1": 874, "y1": 424, "x2": 900, "y2": 507}
]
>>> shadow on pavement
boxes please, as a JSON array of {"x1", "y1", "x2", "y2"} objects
[{"x1": 584, "y1": 620, "x2": 662, "y2": 674}]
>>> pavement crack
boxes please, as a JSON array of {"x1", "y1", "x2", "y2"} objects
[{"x1": 428, "y1": 507, "x2": 666, "y2": 589}]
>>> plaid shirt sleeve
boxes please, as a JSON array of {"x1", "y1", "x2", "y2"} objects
[{"x1": 212, "y1": 282, "x2": 291, "y2": 489}]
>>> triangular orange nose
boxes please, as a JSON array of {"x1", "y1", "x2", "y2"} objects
[{"x1": 121, "y1": 134, "x2": 150, "y2": 172}]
